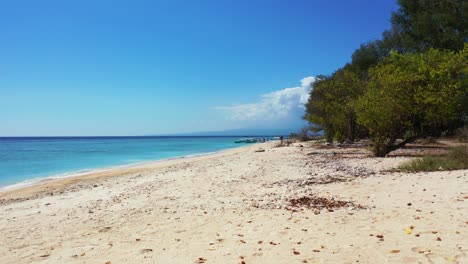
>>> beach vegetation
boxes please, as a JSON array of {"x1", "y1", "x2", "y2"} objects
[
  {"x1": 304, "y1": 0, "x2": 468, "y2": 157},
  {"x1": 396, "y1": 146, "x2": 468, "y2": 172},
  {"x1": 305, "y1": 68, "x2": 367, "y2": 143},
  {"x1": 289, "y1": 127, "x2": 315, "y2": 141},
  {"x1": 454, "y1": 125, "x2": 468, "y2": 142},
  {"x1": 382, "y1": 0, "x2": 467, "y2": 53},
  {"x1": 355, "y1": 46, "x2": 467, "y2": 156}
]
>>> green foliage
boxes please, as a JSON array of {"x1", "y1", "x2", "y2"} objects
[
  {"x1": 383, "y1": 0, "x2": 467, "y2": 52},
  {"x1": 355, "y1": 45, "x2": 468, "y2": 156},
  {"x1": 304, "y1": 0, "x2": 467, "y2": 156},
  {"x1": 348, "y1": 41, "x2": 387, "y2": 77},
  {"x1": 396, "y1": 146, "x2": 468, "y2": 172},
  {"x1": 304, "y1": 68, "x2": 366, "y2": 143}
]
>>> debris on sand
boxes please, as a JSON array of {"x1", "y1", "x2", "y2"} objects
[
  {"x1": 195, "y1": 257, "x2": 207, "y2": 263},
  {"x1": 299, "y1": 176, "x2": 348, "y2": 186},
  {"x1": 286, "y1": 195, "x2": 365, "y2": 212},
  {"x1": 272, "y1": 175, "x2": 348, "y2": 187}
]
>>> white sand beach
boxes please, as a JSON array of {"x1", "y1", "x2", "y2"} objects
[{"x1": 0, "y1": 142, "x2": 466, "y2": 263}]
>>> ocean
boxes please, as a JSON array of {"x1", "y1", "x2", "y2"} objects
[{"x1": 0, "y1": 136, "x2": 253, "y2": 188}]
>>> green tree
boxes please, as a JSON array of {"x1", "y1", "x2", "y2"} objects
[
  {"x1": 305, "y1": 76, "x2": 335, "y2": 142},
  {"x1": 305, "y1": 68, "x2": 366, "y2": 142},
  {"x1": 348, "y1": 41, "x2": 387, "y2": 77},
  {"x1": 383, "y1": 0, "x2": 467, "y2": 53},
  {"x1": 355, "y1": 45, "x2": 468, "y2": 157}
]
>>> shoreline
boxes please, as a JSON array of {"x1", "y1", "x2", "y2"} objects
[
  {"x1": 0, "y1": 142, "x2": 264, "y2": 203},
  {"x1": 0, "y1": 147, "x2": 233, "y2": 191},
  {"x1": 1, "y1": 141, "x2": 466, "y2": 263}
]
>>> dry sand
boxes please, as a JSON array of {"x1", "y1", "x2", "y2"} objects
[{"x1": 0, "y1": 142, "x2": 466, "y2": 264}]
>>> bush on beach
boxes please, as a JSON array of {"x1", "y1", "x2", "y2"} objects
[
  {"x1": 303, "y1": 0, "x2": 468, "y2": 157},
  {"x1": 396, "y1": 146, "x2": 468, "y2": 172}
]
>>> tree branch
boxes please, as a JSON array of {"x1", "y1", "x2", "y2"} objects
[{"x1": 389, "y1": 134, "x2": 421, "y2": 152}]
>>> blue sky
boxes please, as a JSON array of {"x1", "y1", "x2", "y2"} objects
[{"x1": 0, "y1": 0, "x2": 398, "y2": 136}]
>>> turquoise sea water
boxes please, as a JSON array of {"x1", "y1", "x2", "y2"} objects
[{"x1": 0, "y1": 136, "x2": 250, "y2": 188}]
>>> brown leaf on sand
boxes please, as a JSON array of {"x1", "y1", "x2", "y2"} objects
[
  {"x1": 105, "y1": 262, "x2": 111, "y2": 264},
  {"x1": 436, "y1": 237, "x2": 442, "y2": 241},
  {"x1": 411, "y1": 247, "x2": 428, "y2": 254},
  {"x1": 39, "y1": 254, "x2": 50, "y2": 257},
  {"x1": 141, "y1": 249, "x2": 153, "y2": 254},
  {"x1": 389, "y1": 250, "x2": 400, "y2": 253},
  {"x1": 195, "y1": 257, "x2": 207, "y2": 264},
  {"x1": 99, "y1": 227, "x2": 112, "y2": 233},
  {"x1": 293, "y1": 250, "x2": 300, "y2": 255}
]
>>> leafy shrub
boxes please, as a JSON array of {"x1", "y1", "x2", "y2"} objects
[{"x1": 397, "y1": 146, "x2": 468, "y2": 172}]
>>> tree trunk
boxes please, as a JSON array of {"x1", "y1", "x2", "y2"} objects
[
  {"x1": 372, "y1": 144, "x2": 391, "y2": 157},
  {"x1": 371, "y1": 134, "x2": 421, "y2": 157}
]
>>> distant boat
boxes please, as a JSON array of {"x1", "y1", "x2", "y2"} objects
[{"x1": 234, "y1": 138, "x2": 258, "y2": 143}]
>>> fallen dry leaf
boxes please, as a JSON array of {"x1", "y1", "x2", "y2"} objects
[
  {"x1": 141, "y1": 249, "x2": 153, "y2": 253},
  {"x1": 195, "y1": 257, "x2": 207, "y2": 264},
  {"x1": 389, "y1": 250, "x2": 400, "y2": 253}
]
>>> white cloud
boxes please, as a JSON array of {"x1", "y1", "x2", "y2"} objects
[{"x1": 214, "y1": 76, "x2": 315, "y2": 122}]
